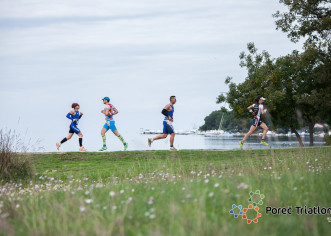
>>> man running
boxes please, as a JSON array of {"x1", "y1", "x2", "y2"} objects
[
  {"x1": 240, "y1": 96, "x2": 269, "y2": 150},
  {"x1": 56, "y1": 103, "x2": 86, "y2": 151},
  {"x1": 99, "y1": 97, "x2": 128, "y2": 151},
  {"x1": 148, "y1": 96, "x2": 177, "y2": 151}
]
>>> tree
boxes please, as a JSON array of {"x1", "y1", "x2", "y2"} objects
[
  {"x1": 291, "y1": 46, "x2": 331, "y2": 145},
  {"x1": 199, "y1": 110, "x2": 251, "y2": 132},
  {"x1": 273, "y1": 0, "x2": 331, "y2": 145},
  {"x1": 199, "y1": 110, "x2": 224, "y2": 131},
  {"x1": 273, "y1": 0, "x2": 331, "y2": 50},
  {"x1": 222, "y1": 43, "x2": 306, "y2": 146},
  {"x1": 268, "y1": 51, "x2": 306, "y2": 146}
]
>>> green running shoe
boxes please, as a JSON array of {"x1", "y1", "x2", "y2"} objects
[
  {"x1": 239, "y1": 141, "x2": 243, "y2": 150},
  {"x1": 124, "y1": 143, "x2": 128, "y2": 151},
  {"x1": 99, "y1": 146, "x2": 107, "y2": 151},
  {"x1": 261, "y1": 141, "x2": 269, "y2": 146}
]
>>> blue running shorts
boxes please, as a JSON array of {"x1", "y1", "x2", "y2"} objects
[
  {"x1": 103, "y1": 120, "x2": 117, "y2": 131},
  {"x1": 163, "y1": 121, "x2": 174, "y2": 134},
  {"x1": 69, "y1": 124, "x2": 81, "y2": 134}
]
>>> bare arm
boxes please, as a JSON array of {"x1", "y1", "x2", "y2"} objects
[
  {"x1": 163, "y1": 104, "x2": 173, "y2": 121},
  {"x1": 260, "y1": 107, "x2": 267, "y2": 115},
  {"x1": 102, "y1": 109, "x2": 110, "y2": 121},
  {"x1": 164, "y1": 104, "x2": 171, "y2": 110},
  {"x1": 70, "y1": 110, "x2": 77, "y2": 122},
  {"x1": 247, "y1": 105, "x2": 254, "y2": 110},
  {"x1": 113, "y1": 107, "x2": 119, "y2": 115}
]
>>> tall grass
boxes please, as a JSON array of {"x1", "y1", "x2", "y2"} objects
[
  {"x1": 0, "y1": 129, "x2": 36, "y2": 181},
  {"x1": 0, "y1": 147, "x2": 330, "y2": 236}
]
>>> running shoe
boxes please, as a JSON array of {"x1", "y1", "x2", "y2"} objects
[
  {"x1": 170, "y1": 146, "x2": 177, "y2": 151},
  {"x1": 239, "y1": 141, "x2": 243, "y2": 150},
  {"x1": 79, "y1": 146, "x2": 87, "y2": 152},
  {"x1": 261, "y1": 140, "x2": 269, "y2": 146},
  {"x1": 56, "y1": 142, "x2": 61, "y2": 151},
  {"x1": 99, "y1": 146, "x2": 107, "y2": 151},
  {"x1": 148, "y1": 138, "x2": 152, "y2": 147},
  {"x1": 124, "y1": 143, "x2": 128, "y2": 151}
]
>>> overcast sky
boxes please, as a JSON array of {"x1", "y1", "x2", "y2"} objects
[{"x1": 0, "y1": 0, "x2": 303, "y2": 151}]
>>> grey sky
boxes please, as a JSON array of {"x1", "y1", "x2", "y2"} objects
[{"x1": 0, "y1": 0, "x2": 303, "y2": 151}]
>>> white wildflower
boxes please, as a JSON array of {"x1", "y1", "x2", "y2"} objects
[{"x1": 85, "y1": 199, "x2": 93, "y2": 204}]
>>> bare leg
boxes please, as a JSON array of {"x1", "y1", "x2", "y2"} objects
[
  {"x1": 66, "y1": 133, "x2": 74, "y2": 140},
  {"x1": 57, "y1": 133, "x2": 74, "y2": 149},
  {"x1": 242, "y1": 126, "x2": 257, "y2": 143},
  {"x1": 153, "y1": 134, "x2": 168, "y2": 141},
  {"x1": 170, "y1": 133, "x2": 175, "y2": 146},
  {"x1": 148, "y1": 134, "x2": 167, "y2": 147},
  {"x1": 101, "y1": 128, "x2": 108, "y2": 136},
  {"x1": 260, "y1": 123, "x2": 268, "y2": 140}
]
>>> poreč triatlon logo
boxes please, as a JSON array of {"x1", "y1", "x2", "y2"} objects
[{"x1": 229, "y1": 190, "x2": 265, "y2": 224}]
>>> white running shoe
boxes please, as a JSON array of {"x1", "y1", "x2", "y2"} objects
[{"x1": 170, "y1": 146, "x2": 177, "y2": 151}]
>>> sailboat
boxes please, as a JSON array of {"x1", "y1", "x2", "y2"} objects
[{"x1": 204, "y1": 113, "x2": 233, "y2": 137}]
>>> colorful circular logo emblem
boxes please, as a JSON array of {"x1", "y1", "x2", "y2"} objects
[
  {"x1": 242, "y1": 204, "x2": 262, "y2": 224},
  {"x1": 248, "y1": 190, "x2": 265, "y2": 206},
  {"x1": 229, "y1": 189, "x2": 265, "y2": 224},
  {"x1": 229, "y1": 204, "x2": 243, "y2": 218}
]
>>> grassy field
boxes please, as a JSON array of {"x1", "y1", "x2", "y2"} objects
[{"x1": 0, "y1": 147, "x2": 330, "y2": 236}]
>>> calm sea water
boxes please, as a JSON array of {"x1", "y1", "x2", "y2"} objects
[
  {"x1": 130, "y1": 134, "x2": 326, "y2": 151},
  {"x1": 47, "y1": 132, "x2": 326, "y2": 152}
]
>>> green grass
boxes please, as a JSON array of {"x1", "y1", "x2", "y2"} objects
[{"x1": 1, "y1": 147, "x2": 330, "y2": 236}]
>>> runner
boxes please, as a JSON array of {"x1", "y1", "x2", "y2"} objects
[
  {"x1": 99, "y1": 97, "x2": 128, "y2": 151},
  {"x1": 56, "y1": 103, "x2": 86, "y2": 151},
  {"x1": 148, "y1": 96, "x2": 177, "y2": 151},
  {"x1": 240, "y1": 96, "x2": 269, "y2": 150}
]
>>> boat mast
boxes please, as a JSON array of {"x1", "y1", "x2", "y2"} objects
[{"x1": 218, "y1": 113, "x2": 224, "y2": 130}]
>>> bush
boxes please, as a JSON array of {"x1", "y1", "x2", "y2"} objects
[
  {"x1": 0, "y1": 129, "x2": 35, "y2": 181},
  {"x1": 324, "y1": 134, "x2": 331, "y2": 146}
]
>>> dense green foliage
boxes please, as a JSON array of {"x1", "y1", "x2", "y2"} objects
[
  {"x1": 273, "y1": 0, "x2": 331, "y2": 49},
  {"x1": 199, "y1": 110, "x2": 251, "y2": 132},
  {"x1": 219, "y1": 44, "x2": 330, "y2": 146},
  {"x1": 273, "y1": 0, "x2": 331, "y2": 131},
  {"x1": 215, "y1": 1, "x2": 331, "y2": 146}
]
